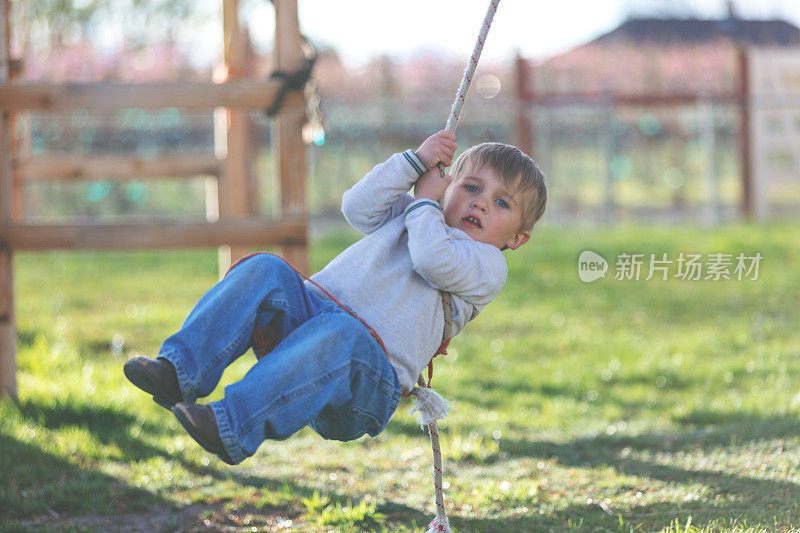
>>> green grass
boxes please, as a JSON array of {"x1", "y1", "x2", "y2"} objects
[{"x1": 1, "y1": 220, "x2": 799, "y2": 532}]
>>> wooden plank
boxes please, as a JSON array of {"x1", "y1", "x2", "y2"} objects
[
  {"x1": 529, "y1": 92, "x2": 741, "y2": 107},
  {"x1": 0, "y1": 244, "x2": 10, "y2": 319},
  {"x1": 11, "y1": 1, "x2": 29, "y2": 221},
  {"x1": 273, "y1": 0, "x2": 309, "y2": 275},
  {"x1": 0, "y1": 0, "x2": 11, "y2": 220},
  {"x1": 7, "y1": 56, "x2": 19, "y2": 76},
  {"x1": 0, "y1": 217, "x2": 307, "y2": 250},
  {"x1": 514, "y1": 54, "x2": 533, "y2": 156},
  {"x1": 218, "y1": 0, "x2": 256, "y2": 272},
  {"x1": 0, "y1": 80, "x2": 305, "y2": 111},
  {"x1": 14, "y1": 155, "x2": 221, "y2": 181},
  {"x1": 0, "y1": 246, "x2": 14, "y2": 398},
  {"x1": 0, "y1": 0, "x2": 16, "y2": 398},
  {"x1": 738, "y1": 45, "x2": 754, "y2": 220}
]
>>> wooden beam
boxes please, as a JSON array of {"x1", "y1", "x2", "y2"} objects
[
  {"x1": 0, "y1": 245, "x2": 13, "y2": 399},
  {"x1": 529, "y1": 92, "x2": 741, "y2": 107},
  {"x1": 0, "y1": 0, "x2": 11, "y2": 220},
  {"x1": 0, "y1": 0, "x2": 16, "y2": 398},
  {"x1": 14, "y1": 156, "x2": 221, "y2": 181},
  {"x1": 0, "y1": 80, "x2": 305, "y2": 111},
  {"x1": 7, "y1": 56, "x2": 19, "y2": 76},
  {"x1": 217, "y1": 0, "x2": 256, "y2": 272},
  {"x1": 273, "y1": 0, "x2": 309, "y2": 275},
  {"x1": 0, "y1": 217, "x2": 306, "y2": 251},
  {"x1": 514, "y1": 53, "x2": 533, "y2": 156},
  {"x1": 738, "y1": 45, "x2": 754, "y2": 220}
]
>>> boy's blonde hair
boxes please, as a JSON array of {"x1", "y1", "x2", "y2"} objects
[{"x1": 450, "y1": 142, "x2": 547, "y2": 231}]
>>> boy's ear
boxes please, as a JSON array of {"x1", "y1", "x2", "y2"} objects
[{"x1": 505, "y1": 230, "x2": 530, "y2": 250}]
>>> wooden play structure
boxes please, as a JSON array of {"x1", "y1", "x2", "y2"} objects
[{"x1": 0, "y1": 0, "x2": 311, "y2": 398}]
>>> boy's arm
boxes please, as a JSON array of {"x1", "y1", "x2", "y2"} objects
[
  {"x1": 404, "y1": 200, "x2": 507, "y2": 306},
  {"x1": 342, "y1": 130, "x2": 457, "y2": 234},
  {"x1": 341, "y1": 151, "x2": 430, "y2": 235}
]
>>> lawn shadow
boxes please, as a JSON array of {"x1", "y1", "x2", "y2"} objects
[
  {"x1": 497, "y1": 412, "x2": 800, "y2": 525},
  {"x1": 502, "y1": 412, "x2": 800, "y2": 460},
  {"x1": 480, "y1": 500, "x2": 770, "y2": 533},
  {"x1": 0, "y1": 431, "x2": 160, "y2": 521},
  {"x1": 8, "y1": 396, "x2": 419, "y2": 530},
  {"x1": 449, "y1": 513, "x2": 559, "y2": 532},
  {"x1": 463, "y1": 369, "x2": 695, "y2": 412},
  {"x1": 15, "y1": 397, "x2": 188, "y2": 465}
]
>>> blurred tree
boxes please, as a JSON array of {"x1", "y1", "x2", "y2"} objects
[
  {"x1": 27, "y1": 0, "x2": 97, "y2": 49},
  {"x1": 27, "y1": 0, "x2": 202, "y2": 51}
]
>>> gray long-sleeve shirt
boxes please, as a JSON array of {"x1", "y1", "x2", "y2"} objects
[{"x1": 306, "y1": 150, "x2": 507, "y2": 391}]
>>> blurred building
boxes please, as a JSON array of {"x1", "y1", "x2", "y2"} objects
[
  {"x1": 535, "y1": 9, "x2": 800, "y2": 96},
  {"x1": 518, "y1": 7, "x2": 800, "y2": 223}
]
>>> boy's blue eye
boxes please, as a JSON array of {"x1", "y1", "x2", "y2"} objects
[
  {"x1": 465, "y1": 184, "x2": 478, "y2": 193},
  {"x1": 496, "y1": 198, "x2": 509, "y2": 209}
]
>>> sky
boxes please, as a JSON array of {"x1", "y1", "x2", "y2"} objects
[{"x1": 236, "y1": 0, "x2": 800, "y2": 66}]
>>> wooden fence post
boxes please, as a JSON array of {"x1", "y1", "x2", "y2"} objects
[
  {"x1": 273, "y1": 0, "x2": 308, "y2": 275},
  {"x1": 738, "y1": 45, "x2": 754, "y2": 220},
  {"x1": 603, "y1": 105, "x2": 618, "y2": 222},
  {"x1": 698, "y1": 98, "x2": 720, "y2": 225},
  {"x1": 0, "y1": 246, "x2": 13, "y2": 399},
  {"x1": 216, "y1": 0, "x2": 255, "y2": 274},
  {"x1": 0, "y1": 0, "x2": 16, "y2": 398},
  {"x1": 514, "y1": 53, "x2": 533, "y2": 156}
]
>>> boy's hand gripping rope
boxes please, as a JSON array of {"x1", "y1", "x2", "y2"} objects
[
  {"x1": 412, "y1": 4, "x2": 500, "y2": 531},
  {"x1": 436, "y1": 0, "x2": 500, "y2": 181}
]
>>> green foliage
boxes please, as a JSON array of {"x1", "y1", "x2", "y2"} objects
[
  {"x1": 27, "y1": 0, "x2": 202, "y2": 50},
  {"x1": 301, "y1": 491, "x2": 384, "y2": 528},
  {"x1": 440, "y1": 431, "x2": 500, "y2": 464}
]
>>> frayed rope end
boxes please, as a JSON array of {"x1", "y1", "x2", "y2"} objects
[
  {"x1": 426, "y1": 516, "x2": 452, "y2": 533},
  {"x1": 409, "y1": 386, "x2": 452, "y2": 426}
]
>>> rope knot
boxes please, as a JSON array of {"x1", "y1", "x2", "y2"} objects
[{"x1": 408, "y1": 386, "x2": 452, "y2": 426}]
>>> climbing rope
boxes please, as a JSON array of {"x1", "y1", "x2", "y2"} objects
[
  {"x1": 409, "y1": 2, "x2": 501, "y2": 531},
  {"x1": 445, "y1": 0, "x2": 500, "y2": 134}
]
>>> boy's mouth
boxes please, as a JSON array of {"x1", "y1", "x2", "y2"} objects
[{"x1": 463, "y1": 215, "x2": 482, "y2": 229}]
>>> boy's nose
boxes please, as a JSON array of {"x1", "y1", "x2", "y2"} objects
[{"x1": 471, "y1": 197, "x2": 488, "y2": 212}]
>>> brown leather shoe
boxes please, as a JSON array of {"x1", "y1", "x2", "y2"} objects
[
  {"x1": 172, "y1": 402, "x2": 235, "y2": 465},
  {"x1": 123, "y1": 357, "x2": 183, "y2": 409}
]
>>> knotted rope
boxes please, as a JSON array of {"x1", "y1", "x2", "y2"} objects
[{"x1": 409, "y1": 4, "x2": 500, "y2": 531}]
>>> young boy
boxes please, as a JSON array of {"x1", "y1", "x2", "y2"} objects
[{"x1": 124, "y1": 130, "x2": 547, "y2": 465}]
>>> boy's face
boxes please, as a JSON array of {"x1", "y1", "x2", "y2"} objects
[{"x1": 441, "y1": 164, "x2": 531, "y2": 250}]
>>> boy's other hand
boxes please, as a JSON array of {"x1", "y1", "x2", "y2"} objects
[
  {"x1": 415, "y1": 130, "x2": 457, "y2": 169},
  {"x1": 414, "y1": 168, "x2": 452, "y2": 202}
]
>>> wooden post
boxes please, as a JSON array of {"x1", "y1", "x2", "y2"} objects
[
  {"x1": 603, "y1": 104, "x2": 617, "y2": 222},
  {"x1": 698, "y1": 97, "x2": 719, "y2": 225},
  {"x1": 6, "y1": 0, "x2": 22, "y2": 221},
  {"x1": 0, "y1": 0, "x2": 11, "y2": 221},
  {"x1": 0, "y1": 0, "x2": 16, "y2": 398},
  {"x1": 738, "y1": 45, "x2": 754, "y2": 220},
  {"x1": 514, "y1": 53, "x2": 533, "y2": 156},
  {"x1": 273, "y1": 0, "x2": 308, "y2": 275},
  {"x1": 0, "y1": 245, "x2": 13, "y2": 399},
  {"x1": 215, "y1": 0, "x2": 255, "y2": 274}
]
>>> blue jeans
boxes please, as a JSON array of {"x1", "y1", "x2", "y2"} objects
[{"x1": 158, "y1": 253, "x2": 402, "y2": 464}]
